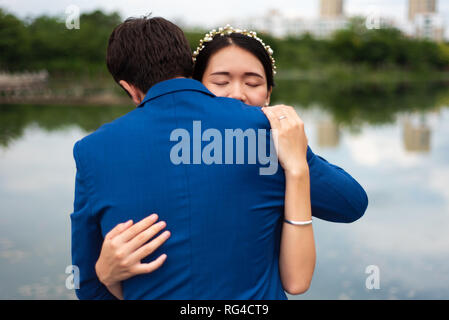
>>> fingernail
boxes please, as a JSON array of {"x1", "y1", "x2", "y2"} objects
[{"x1": 149, "y1": 213, "x2": 158, "y2": 220}]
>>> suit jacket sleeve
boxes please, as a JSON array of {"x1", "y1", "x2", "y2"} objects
[
  {"x1": 307, "y1": 146, "x2": 368, "y2": 223},
  {"x1": 70, "y1": 140, "x2": 118, "y2": 300}
]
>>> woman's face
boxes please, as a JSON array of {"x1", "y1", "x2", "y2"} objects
[{"x1": 201, "y1": 45, "x2": 272, "y2": 106}]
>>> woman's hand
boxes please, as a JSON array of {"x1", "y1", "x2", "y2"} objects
[
  {"x1": 95, "y1": 213, "x2": 171, "y2": 299},
  {"x1": 262, "y1": 104, "x2": 315, "y2": 294},
  {"x1": 261, "y1": 105, "x2": 309, "y2": 177}
]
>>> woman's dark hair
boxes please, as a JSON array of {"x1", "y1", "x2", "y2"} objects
[
  {"x1": 192, "y1": 33, "x2": 275, "y2": 89},
  {"x1": 106, "y1": 16, "x2": 193, "y2": 94}
]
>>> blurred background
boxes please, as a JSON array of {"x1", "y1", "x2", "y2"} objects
[{"x1": 0, "y1": 0, "x2": 448, "y2": 299}]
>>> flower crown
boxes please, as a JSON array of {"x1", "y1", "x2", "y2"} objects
[{"x1": 192, "y1": 24, "x2": 277, "y2": 75}]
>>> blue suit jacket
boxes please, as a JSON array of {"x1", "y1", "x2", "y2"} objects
[{"x1": 70, "y1": 78, "x2": 368, "y2": 300}]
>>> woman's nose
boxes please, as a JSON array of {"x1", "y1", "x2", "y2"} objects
[{"x1": 228, "y1": 84, "x2": 247, "y2": 103}]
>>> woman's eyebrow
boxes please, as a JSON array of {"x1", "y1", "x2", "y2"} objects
[
  {"x1": 209, "y1": 71, "x2": 263, "y2": 79},
  {"x1": 243, "y1": 72, "x2": 263, "y2": 78},
  {"x1": 210, "y1": 71, "x2": 230, "y2": 76}
]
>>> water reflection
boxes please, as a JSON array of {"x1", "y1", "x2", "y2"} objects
[
  {"x1": 315, "y1": 112, "x2": 435, "y2": 153},
  {"x1": 1, "y1": 81, "x2": 449, "y2": 149},
  {"x1": 1, "y1": 82, "x2": 449, "y2": 299},
  {"x1": 271, "y1": 80, "x2": 449, "y2": 129},
  {"x1": 295, "y1": 107, "x2": 449, "y2": 299},
  {"x1": 0, "y1": 104, "x2": 133, "y2": 148},
  {"x1": 317, "y1": 119, "x2": 340, "y2": 148},
  {"x1": 402, "y1": 116, "x2": 431, "y2": 153}
]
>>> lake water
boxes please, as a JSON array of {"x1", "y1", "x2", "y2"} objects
[{"x1": 1, "y1": 82, "x2": 449, "y2": 299}]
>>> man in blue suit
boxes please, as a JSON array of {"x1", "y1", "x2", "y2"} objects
[{"x1": 70, "y1": 17, "x2": 368, "y2": 300}]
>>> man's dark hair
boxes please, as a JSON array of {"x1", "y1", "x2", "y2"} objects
[
  {"x1": 106, "y1": 16, "x2": 193, "y2": 94},
  {"x1": 192, "y1": 33, "x2": 275, "y2": 89}
]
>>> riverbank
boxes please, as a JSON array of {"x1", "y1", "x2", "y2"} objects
[
  {"x1": 1, "y1": 68, "x2": 449, "y2": 106},
  {"x1": 0, "y1": 74, "x2": 129, "y2": 106},
  {"x1": 0, "y1": 91, "x2": 129, "y2": 106},
  {"x1": 276, "y1": 66, "x2": 449, "y2": 85}
]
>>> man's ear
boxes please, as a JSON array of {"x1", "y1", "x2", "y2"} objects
[{"x1": 119, "y1": 80, "x2": 145, "y2": 106}]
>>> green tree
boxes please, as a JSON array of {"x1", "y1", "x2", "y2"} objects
[{"x1": 0, "y1": 8, "x2": 30, "y2": 70}]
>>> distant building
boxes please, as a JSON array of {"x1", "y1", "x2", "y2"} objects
[
  {"x1": 406, "y1": 0, "x2": 444, "y2": 42},
  {"x1": 408, "y1": 0, "x2": 436, "y2": 21},
  {"x1": 228, "y1": 5, "x2": 348, "y2": 39},
  {"x1": 320, "y1": 0, "x2": 344, "y2": 18},
  {"x1": 413, "y1": 13, "x2": 445, "y2": 42},
  {"x1": 228, "y1": 9, "x2": 286, "y2": 38},
  {"x1": 222, "y1": 0, "x2": 444, "y2": 41},
  {"x1": 311, "y1": 18, "x2": 348, "y2": 38}
]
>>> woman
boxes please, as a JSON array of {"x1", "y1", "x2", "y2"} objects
[{"x1": 95, "y1": 25, "x2": 315, "y2": 299}]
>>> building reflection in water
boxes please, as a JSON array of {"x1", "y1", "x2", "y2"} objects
[
  {"x1": 316, "y1": 119, "x2": 340, "y2": 148},
  {"x1": 402, "y1": 115, "x2": 431, "y2": 153}
]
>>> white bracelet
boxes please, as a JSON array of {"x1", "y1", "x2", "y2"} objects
[{"x1": 284, "y1": 218, "x2": 312, "y2": 226}]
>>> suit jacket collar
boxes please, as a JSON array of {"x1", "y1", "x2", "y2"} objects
[{"x1": 137, "y1": 78, "x2": 215, "y2": 108}]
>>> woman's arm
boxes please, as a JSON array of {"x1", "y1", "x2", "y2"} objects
[
  {"x1": 308, "y1": 148, "x2": 368, "y2": 223},
  {"x1": 280, "y1": 169, "x2": 315, "y2": 294},
  {"x1": 261, "y1": 105, "x2": 316, "y2": 295}
]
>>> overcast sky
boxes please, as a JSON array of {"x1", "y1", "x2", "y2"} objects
[{"x1": 1, "y1": 0, "x2": 449, "y2": 29}]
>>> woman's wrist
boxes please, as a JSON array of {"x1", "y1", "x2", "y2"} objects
[
  {"x1": 105, "y1": 282, "x2": 124, "y2": 300},
  {"x1": 284, "y1": 162, "x2": 309, "y2": 180},
  {"x1": 95, "y1": 260, "x2": 113, "y2": 287},
  {"x1": 284, "y1": 164, "x2": 311, "y2": 221}
]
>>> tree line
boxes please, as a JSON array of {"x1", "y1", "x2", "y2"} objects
[{"x1": 1, "y1": 8, "x2": 449, "y2": 76}]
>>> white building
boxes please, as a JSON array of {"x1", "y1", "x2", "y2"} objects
[
  {"x1": 412, "y1": 13, "x2": 445, "y2": 41},
  {"x1": 320, "y1": 0, "x2": 344, "y2": 18},
  {"x1": 221, "y1": 1, "x2": 445, "y2": 41},
  {"x1": 226, "y1": 10, "x2": 349, "y2": 39}
]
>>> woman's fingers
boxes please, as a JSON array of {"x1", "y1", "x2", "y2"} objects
[
  {"x1": 282, "y1": 106, "x2": 308, "y2": 148},
  {"x1": 263, "y1": 105, "x2": 299, "y2": 132},
  {"x1": 282, "y1": 106, "x2": 300, "y2": 127},
  {"x1": 282, "y1": 106, "x2": 303, "y2": 128},
  {"x1": 267, "y1": 105, "x2": 305, "y2": 136},
  {"x1": 125, "y1": 220, "x2": 169, "y2": 253},
  {"x1": 132, "y1": 253, "x2": 168, "y2": 275},
  {"x1": 104, "y1": 219, "x2": 133, "y2": 241},
  {"x1": 261, "y1": 106, "x2": 282, "y2": 130},
  {"x1": 261, "y1": 106, "x2": 284, "y2": 150},
  {"x1": 131, "y1": 230, "x2": 171, "y2": 263},
  {"x1": 118, "y1": 213, "x2": 159, "y2": 243},
  {"x1": 262, "y1": 105, "x2": 309, "y2": 175}
]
